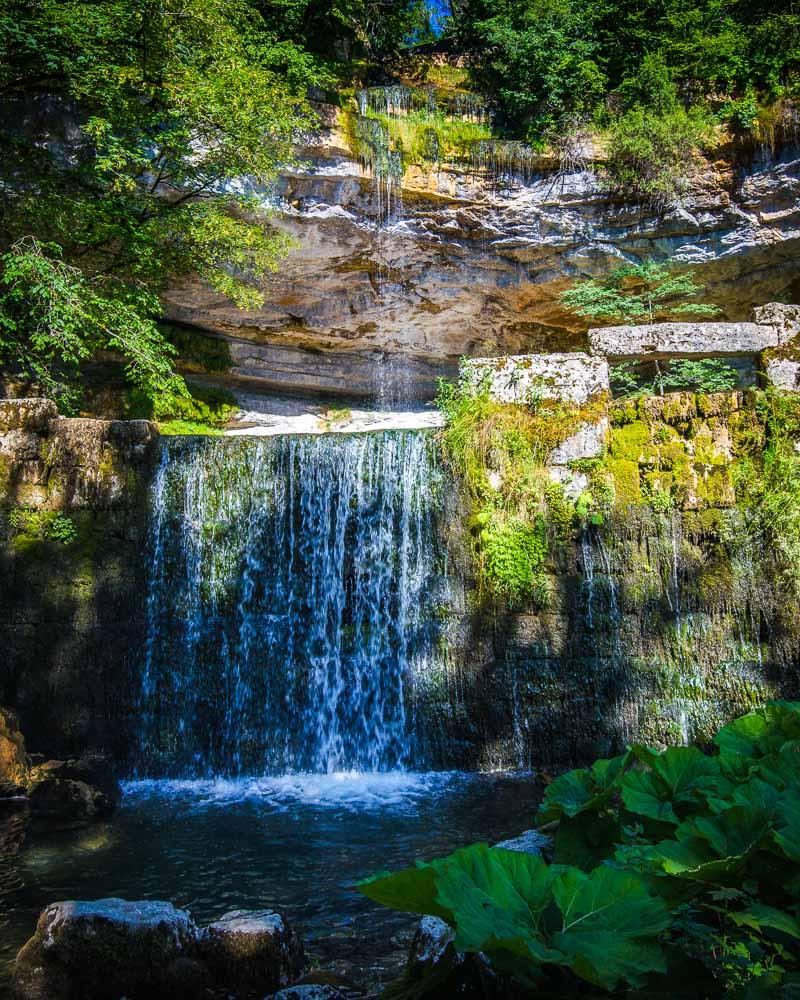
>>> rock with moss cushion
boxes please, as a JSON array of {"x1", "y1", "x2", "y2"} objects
[
  {"x1": 13, "y1": 898, "x2": 203, "y2": 1000},
  {"x1": 199, "y1": 909, "x2": 305, "y2": 995}
]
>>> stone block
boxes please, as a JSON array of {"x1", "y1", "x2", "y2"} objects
[
  {"x1": 753, "y1": 302, "x2": 800, "y2": 342},
  {"x1": 588, "y1": 322, "x2": 779, "y2": 360},
  {"x1": 764, "y1": 356, "x2": 800, "y2": 391},
  {"x1": 549, "y1": 418, "x2": 608, "y2": 464},
  {"x1": 462, "y1": 353, "x2": 609, "y2": 404},
  {"x1": 0, "y1": 398, "x2": 58, "y2": 433}
]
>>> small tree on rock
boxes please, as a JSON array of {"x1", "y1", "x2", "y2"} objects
[{"x1": 560, "y1": 259, "x2": 721, "y2": 325}]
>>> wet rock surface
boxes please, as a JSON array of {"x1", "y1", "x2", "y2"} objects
[
  {"x1": 13, "y1": 899, "x2": 306, "y2": 1000},
  {"x1": 200, "y1": 909, "x2": 306, "y2": 995},
  {"x1": 14, "y1": 898, "x2": 200, "y2": 1000},
  {"x1": 27, "y1": 754, "x2": 121, "y2": 827}
]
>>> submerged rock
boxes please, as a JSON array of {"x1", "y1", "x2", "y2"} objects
[
  {"x1": 27, "y1": 753, "x2": 121, "y2": 827},
  {"x1": 13, "y1": 898, "x2": 201, "y2": 1000},
  {"x1": 200, "y1": 908, "x2": 305, "y2": 995},
  {"x1": 268, "y1": 973, "x2": 364, "y2": 1000},
  {"x1": 494, "y1": 828, "x2": 549, "y2": 854}
]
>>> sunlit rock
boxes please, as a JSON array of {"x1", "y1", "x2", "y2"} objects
[
  {"x1": 461, "y1": 353, "x2": 610, "y2": 404},
  {"x1": 765, "y1": 356, "x2": 800, "y2": 390},
  {"x1": 587, "y1": 321, "x2": 779, "y2": 360},
  {"x1": 0, "y1": 707, "x2": 29, "y2": 797},
  {"x1": 200, "y1": 909, "x2": 305, "y2": 995}
]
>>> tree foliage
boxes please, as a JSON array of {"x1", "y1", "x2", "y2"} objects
[
  {"x1": 0, "y1": 0, "x2": 317, "y2": 401},
  {"x1": 448, "y1": 0, "x2": 800, "y2": 140},
  {"x1": 560, "y1": 259, "x2": 721, "y2": 324}
]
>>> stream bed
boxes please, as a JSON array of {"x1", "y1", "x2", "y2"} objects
[{"x1": 0, "y1": 770, "x2": 542, "y2": 992}]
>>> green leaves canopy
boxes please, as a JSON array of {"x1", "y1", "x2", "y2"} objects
[{"x1": 0, "y1": 0, "x2": 316, "y2": 399}]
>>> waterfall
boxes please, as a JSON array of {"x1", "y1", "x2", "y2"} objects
[{"x1": 135, "y1": 431, "x2": 447, "y2": 778}]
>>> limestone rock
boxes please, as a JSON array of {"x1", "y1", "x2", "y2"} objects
[
  {"x1": 548, "y1": 466, "x2": 589, "y2": 500},
  {"x1": 753, "y1": 302, "x2": 800, "y2": 342},
  {"x1": 13, "y1": 898, "x2": 200, "y2": 1000},
  {"x1": 549, "y1": 418, "x2": 608, "y2": 465},
  {"x1": 161, "y1": 136, "x2": 800, "y2": 399},
  {"x1": 27, "y1": 754, "x2": 121, "y2": 827},
  {"x1": 0, "y1": 707, "x2": 29, "y2": 797},
  {"x1": 587, "y1": 321, "x2": 779, "y2": 360},
  {"x1": 765, "y1": 356, "x2": 800, "y2": 390},
  {"x1": 0, "y1": 398, "x2": 58, "y2": 433},
  {"x1": 199, "y1": 908, "x2": 305, "y2": 995},
  {"x1": 462, "y1": 353, "x2": 609, "y2": 405}
]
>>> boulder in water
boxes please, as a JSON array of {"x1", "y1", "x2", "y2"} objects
[
  {"x1": 13, "y1": 898, "x2": 202, "y2": 999},
  {"x1": 27, "y1": 753, "x2": 121, "y2": 827},
  {"x1": 199, "y1": 908, "x2": 305, "y2": 995}
]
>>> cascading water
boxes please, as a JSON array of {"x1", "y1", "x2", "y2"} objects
[{"x1": 135, "y1": 431, "x2": 447, "y2": 778}]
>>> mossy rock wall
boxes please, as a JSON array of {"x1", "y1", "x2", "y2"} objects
[
  {"x1": 419, "y1": 389, "x2": 800, "y2": 769},
  {"x1": 0, "y1": 400, "x2": 158, "y2": 759}
]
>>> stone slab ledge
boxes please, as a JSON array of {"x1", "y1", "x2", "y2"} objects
[{"x1": 587, "y1": 322, "x2": 780, "y2": 361}]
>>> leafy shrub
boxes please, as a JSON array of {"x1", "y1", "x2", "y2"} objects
[
  {"x1": 605, "y1": 108, "x2": 714, "y2": 207},
  {"x1": 610, "y1": 359, "x2": 739, "y2": 398},
  {"x1": 561, "y1": 258, "x2": 720, "y2": 325},
  {"x1": 360, "y1": 702, "x2": 800, "y2": 995}
]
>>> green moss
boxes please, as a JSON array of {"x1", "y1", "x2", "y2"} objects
[
  {"x1": 608, "y1": 421, "x2": 650, "y2": 461},
  {"x1": 606, "y1": 458, "x2": 641, "y2": 506}
]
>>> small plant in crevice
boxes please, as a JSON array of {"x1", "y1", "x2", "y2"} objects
[
  {"x1": 610, "y1": 358, "x2": 740, "y2": 399},
  {"x1": 6, "y1": 509, "x2": 78, "y2": 545}
]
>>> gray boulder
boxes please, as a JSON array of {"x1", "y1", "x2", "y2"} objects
[
  {"x1": 200, "y1": 908, "x2": 305, "y2": 995},
  {"x1": 13, "y1": 898, "x2": 201, "y2": 1000}
]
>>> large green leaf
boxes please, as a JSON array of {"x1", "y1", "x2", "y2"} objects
[
  {"x1": 621, "y1": 746, "x2": 726, "y2": 824},
  {"x1": 715, "y1": 702, "x2": 800, "y2": 761},
  {"x1": 432, "y1": 847, "x2": 563, "y2": 964},
  {"x1": 729, "y1": 903, "x2": 800, "y2": 940},
  {"x1": 549, "y1": 865, "x2": 670, "y2": 990},
  {"x1": 774, "y1": 790, "x2": 800, "y2": 863},
  {"x1": 551, "y1": 811, "x2": 623, "y2": 871},
  {"x1": 537, "y1": 751, "x2": 632, "y2": 824},
  {"x1": 357, "y1": 862, "x2": 451, "y2": 921}
]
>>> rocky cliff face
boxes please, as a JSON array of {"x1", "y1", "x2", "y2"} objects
[{"x1": 162, "y1": 114, "x2": 800, "y2": 399}]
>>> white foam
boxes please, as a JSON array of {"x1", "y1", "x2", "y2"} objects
[{"x1": 121, "y1": 771, "x2": 462, "y2": 812}]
